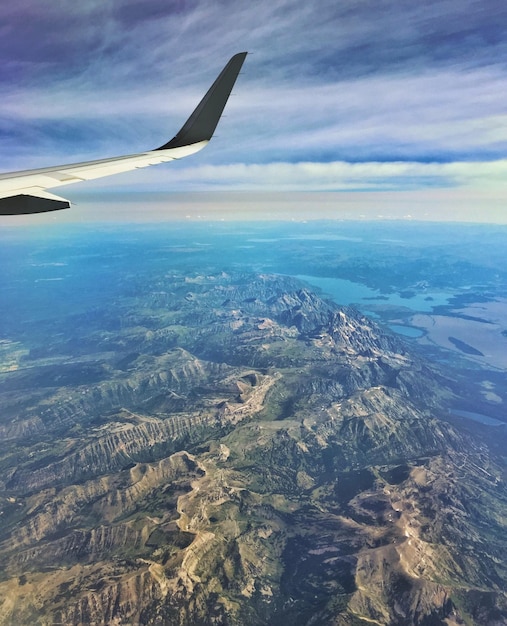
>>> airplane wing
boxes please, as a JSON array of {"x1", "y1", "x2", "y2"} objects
[{"x1": 0, "y1": 52, "x2": 247, "y2": 215}]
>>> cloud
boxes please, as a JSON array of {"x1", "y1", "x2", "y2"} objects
[
  {"x1": 2, "y1": 0, "x2": 506, "y2": 87},
  {"x1": 1, "y1": 0, "x2": 507, "y2": 207},
  {"x1": 2, "y1": 63, "x2": 507, "y2": 172},
  {"x1": 69, "y1": 158, "x2": 507, "y2": 194}
]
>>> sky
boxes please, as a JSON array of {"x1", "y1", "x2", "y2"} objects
[{"x1": 2, "y1": 0, "x2": 507, "y2": 221}]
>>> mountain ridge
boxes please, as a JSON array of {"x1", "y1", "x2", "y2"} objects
[{"x1": 0, "y1": 272, "x2": 506, "y2": 625}]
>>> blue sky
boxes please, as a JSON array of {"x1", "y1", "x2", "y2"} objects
[{"x1": 2, "y1": 0, "x2": 507, "y2": 220}]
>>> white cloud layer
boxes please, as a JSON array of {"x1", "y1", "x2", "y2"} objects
[{"x1": 81, "y1": 158, "x2": 507, "y2": 193}]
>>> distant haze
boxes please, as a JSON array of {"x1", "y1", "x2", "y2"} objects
[{"x1": 3, "y1": 191, "x2": 507, "y2": 225}]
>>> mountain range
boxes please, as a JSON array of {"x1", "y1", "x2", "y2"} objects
[{"x1": 1, "y1": 272, "x2": 506, "y2": 625}]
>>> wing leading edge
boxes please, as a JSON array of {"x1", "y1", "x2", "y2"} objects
[{"x1": 0, "y1": 52, "x2": 247, "y2": 215}]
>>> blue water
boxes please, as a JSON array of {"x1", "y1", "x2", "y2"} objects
[
  {"x1": 388, "y1": 325, "x2": 424, "y2": 338},
  {"x1": 449, "y1": 409, "x2": 505, "y2": 427},
  {"x1": 296, "y1": 275, "x2": 453, "y2": 312}
]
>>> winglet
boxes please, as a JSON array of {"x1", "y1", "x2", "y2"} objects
[{"x1": 156, "y1": 52, "x2": 247, "y2": 150}]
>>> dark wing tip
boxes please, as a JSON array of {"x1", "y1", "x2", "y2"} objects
[{"x1": 157, "y1": 52, "x2": 247, "y2": 151}]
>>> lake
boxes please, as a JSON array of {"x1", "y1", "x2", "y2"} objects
[
  {"x1": 449, "y1": 409, "x2": 505, "y2": 427},
  {"x1": 296, "y1": 275, "x2": 453, "y2": 313},
  {"x1": 388, "y1": 325, "x2": 424, "y2": 338}
]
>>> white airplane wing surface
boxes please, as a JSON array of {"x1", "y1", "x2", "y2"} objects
[{"x1": 0, "y1": 52, "x2": 247, "y2": 215}]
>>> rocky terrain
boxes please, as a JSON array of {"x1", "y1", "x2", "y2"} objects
[{"x1": 0, "y1": 272, "x2": 506, "y2": 625}]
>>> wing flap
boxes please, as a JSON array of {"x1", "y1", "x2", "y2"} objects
[{"x1": 0, "y1": 142, "x2": 207, "y2": 193}]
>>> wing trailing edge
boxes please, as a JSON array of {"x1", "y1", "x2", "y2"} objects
[{"x1": 0, "y1": 52, "x2": 247, "y2": 216}]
